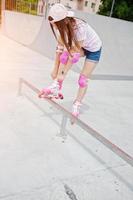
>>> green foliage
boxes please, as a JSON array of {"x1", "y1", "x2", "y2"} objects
[
  {"x1": 23, "y1": 0, "x2": 38, "y2": 3},
  {"x1": 98, "y1": 0, "x2": 133, "y2": 22},
  {"x1": 16, "y1": 0, "x2": 38, "y2": 15},
  {"x1": 115, "y1": 1, "x2": 128, "y2": 18}
]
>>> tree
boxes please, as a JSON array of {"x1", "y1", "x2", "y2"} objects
[{"x1": 98, "y1": 0, "x2": 133, "y2": 22}]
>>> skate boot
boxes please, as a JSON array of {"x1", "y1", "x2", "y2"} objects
[
  {"x1": 38, "y1": 80, "x2": 63, "y2": 99},
  {"x1": 72, "y1": 101, "x2": 82, "y2": 117}
]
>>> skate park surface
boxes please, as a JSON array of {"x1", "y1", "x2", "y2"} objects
[{"x1": 0, "y1": 10, "x2": 133, "y2": 200}]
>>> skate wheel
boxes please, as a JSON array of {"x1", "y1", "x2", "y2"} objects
[
  {"x1": 38, "y1": 88, "x2": 52, "y2": 98},
  {"x1": 58, "y1": 93, "x2": 64, "y2": 99}
]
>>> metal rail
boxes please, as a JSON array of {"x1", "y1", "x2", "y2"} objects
[{"x1": 18, "y1": 77, "x2": 133, "y2": 167}]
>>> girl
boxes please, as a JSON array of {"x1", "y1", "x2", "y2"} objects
[{"x1": 39, "y1": 3, "x2": 102, "y2": 118}]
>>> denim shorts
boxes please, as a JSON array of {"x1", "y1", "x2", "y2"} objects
[{"x1": 83, "y1": 48, "x2": 102, "y2": 62}]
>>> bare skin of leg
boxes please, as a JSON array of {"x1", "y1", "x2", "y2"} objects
[
  {"x1": 75, "y1": 60, "x2": 97, "y2": 103},
  {"x1": 56, "y1": 59, "x2": 73, "y2": 81},
  {"x1": 50, "y1": 56, "x2": 73, "y2": 81},
  {"x1": 39, "y1": 52, "x2": 77, "y2": 97}
]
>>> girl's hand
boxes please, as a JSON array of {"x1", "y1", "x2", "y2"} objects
[
  {"x1": 70, "y1": 48, "x2": 85, "y2": 57},
  {"x1": 71, "y1": 52, "x2": 80, "y2": 64}
]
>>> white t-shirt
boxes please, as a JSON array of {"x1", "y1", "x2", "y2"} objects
[{"x1": 74, "y1": 19, "x2": 102, "y2": 52}]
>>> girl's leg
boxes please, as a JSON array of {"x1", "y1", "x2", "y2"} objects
[
  {"x1": 56, "y1": 59, "x2": 73, "y2": 81},
  {"x1": 56, "y1": 48, "x2": 84, "y2": 83},
  {"x1": 51, "y1": 58, "x2": 73, "y2": 91},
  {"x1": 72, "y1": 60, "x2": 97, "y2": 117},
  {"x1": 39, "y1": 57, "x2": 73, "y2": 98},
  {"x1": 39, "y1": 49, "x2": 84, "y2": 98},
  {"x1": 75, "y1": 60, "x2": 97, "y2": 102}
]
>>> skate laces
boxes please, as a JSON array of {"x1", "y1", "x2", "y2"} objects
[
  {"x1": 48, "y1": 80, "x2": 60, "y2": 93},
  {"x1": 72, "y1": 101, "x2": 82, "y2": 114}
]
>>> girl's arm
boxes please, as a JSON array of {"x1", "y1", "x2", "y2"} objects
[
  {"x1": 70, "y1": 40, "x2": 84, "y2": 57},
  {"x1": 51, "y1": 52, "x2": 61, "y2": 79},
  {"x1": 51, "y1": 37, "x2": 64, "y2": 79}
]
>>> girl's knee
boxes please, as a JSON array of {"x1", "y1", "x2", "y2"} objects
[
  {"x1": 78, "y1": 74, "x2": 88, "y2": 88},
  {"x1": 60, "y1": 51, "x2": 69, "y2": 64},
  {"x1": 60, "y1": 51, "x2": 80, "y2": 65}
]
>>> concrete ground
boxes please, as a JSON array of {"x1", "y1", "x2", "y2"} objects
[{"x1": 0, "y1": 31, "x2": 133, "y2": 200}]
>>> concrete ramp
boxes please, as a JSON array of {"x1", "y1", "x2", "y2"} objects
[{"x1": 2, "y1": 10, "x2": 133, "y2": 76}]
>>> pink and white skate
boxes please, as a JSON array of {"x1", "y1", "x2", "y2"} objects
[
  {"x1": 71, "y1": 101, "x2": 81, "y2": 124},
  {"x1": 38, "y1": 88, "x2": 63, "y2": 99},
  {"x1": 38, "y1": 80, "x2": 64, "y2": 100}
]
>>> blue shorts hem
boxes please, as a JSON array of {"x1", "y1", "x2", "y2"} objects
[{"x1": 83, "y1": 48, "x2": 102, "y2": 62}]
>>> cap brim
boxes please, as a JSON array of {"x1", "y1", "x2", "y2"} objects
[{"x1": 67, "y1": 11, "x2": 75, "y2": 17}]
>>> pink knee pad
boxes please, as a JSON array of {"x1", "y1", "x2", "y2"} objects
[
  {"x1": 71, "y1": 53, "x2": 80, "y2": 64},
  {"x1": 60, "y1": 51, "x2": 69, "y2": 64},
  {"x1": 78, "y1": 74, "x2": 88, "y2": 88}
]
